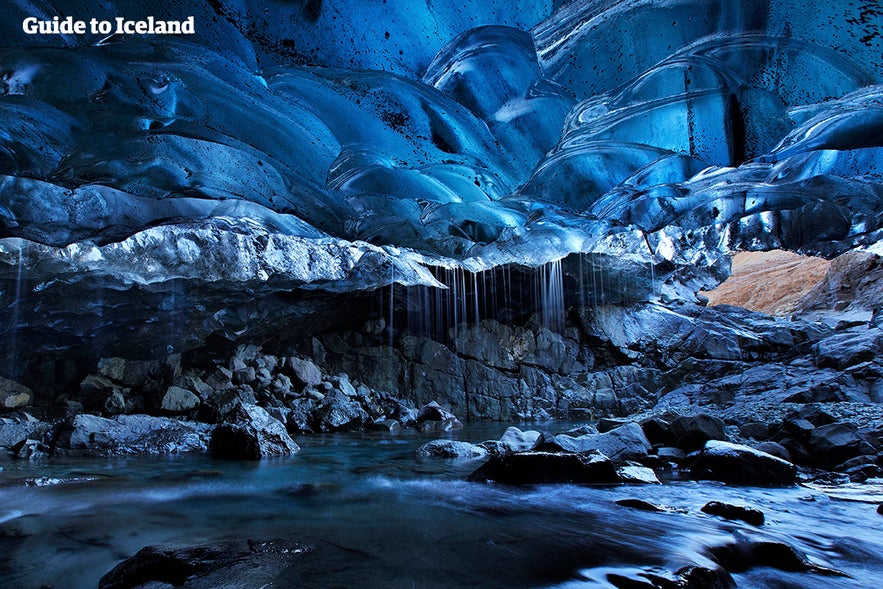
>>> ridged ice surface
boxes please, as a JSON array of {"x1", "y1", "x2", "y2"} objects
[{"x1": 1, "y1": 0, "x2": 881, "y2": 352}]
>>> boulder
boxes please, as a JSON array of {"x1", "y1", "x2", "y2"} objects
[
  {"x1": 98, "y1": 539, "x2": 315, "y2": 589},
  {"x1": 687, "y1": 441, "x2": 797, "y2": 486},
  {"x1": 701, "y1": 501, "x2": 764, "y2": 526},
  {"x1": 468, "y1": 450, "x2": 620, "y2": 485},
  {"x1": 56, "y1": 414, "x2": 211, "y2": 457},
  {"x1": 311, "y1": 394, "x2": 368, "y2": 432},
  {"x1": 286, "y1": 357, "x2": 322, "y2": 389},
  {"x1": 417, "y1": 401, "x2": 462, "y2": 427},
  {"x1": 616, "y1": 465, "x2": 661, "y2": 484},
  {"x1": 0, "y1": 377, "x2": 33, "y2": 410},
  {"x1": 708, "y1": 541, "x2": 847, "y2": 577},
  {"x1": 670, "y1": 414, "x2": 727, "y2": 452},
  {"x1": 416, "y1": 440, "x2": 488, "y2": 459},
  {"x1": 210, "y1": 403, "x2": 300, "y2": 459},
  {"x1": 614, "y1": 498, "x2": 668, "y2": 512},
  {"x1": 807, "y1": 422, "x2": 877, "y2": 468},
  {"x1": 498, "y1": 427, "x2": 542, "y2": 453},
  {"x1": 544, "y1": 422, "x2": 651, "y2": 461},
  {"x1": 161, "y1": 386, "x2": 200, "y2": 414},
  {"x1": 640, "y1": 416, "x2": 674, "y2": 446},
  {"x1": 754, "y1": 441, "x2": 791, "y2": 462},
  {"x1": 0, "y1": 413, "x2": 48, "y2": 450}
]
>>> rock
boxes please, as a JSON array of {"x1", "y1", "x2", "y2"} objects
[
  {"x1": 560, "y1": 424, "x2": 598, "y2": 437},
  {"x1": 417, "y1": 401, "x2": 463, "y2": 429},
  {"x1": 640, "y1": 416, "x2": 674, "y2": 446},
  {"x1": 56, "y1": 414, "x2": 211, "y2": 457},
  {"x1": 617, "y1": 465, "x2": 661, "y2": 484},
  {"x1": 368, "y1": 419, "x2": 401, "y2": 433},
  {"x1": 498, "y1": 427, "x2": 542, "y2": 453},
  {"x1": 0, "y1": 413, "x2": 48, "y2": 450},
  {"x1": 675, "y1": 565, "x2": 735, "y2": 589},
  {"x1": 416, "y1": 440, "x2": 488, "y2": 459},
  {"x1": 808, "y1": 421, "x2": 877, "y2": 468},
  {"x1": 739, "y1": 422, "x2": 770, "y2": 441},
  {"x1": 286, "y1": 357, "x2": 322, "y2": 389},
  {"x1": 544, "y1": 422, "x2": 651, "y2": 461},
  {"x1": 161, "y1": 386, "x2": 200, "y2": 414},
  {"x1": 0, "y1": 377, "x2": 33, "y2": 410},
  {"x1": 468, "y1": 450, "x2": 620, "y2": 485},
  {"x1": 270, "y1": 374, "x2": 293, "y2": 398},
  {"x1": 708, "y1": 541, "x2": 848, "y2": 577},
  {"x1": 688, "y1": 441, "x2": 797, "y2": 486},
  {"x1": 614, "y1": 498, "x2": 668, "y2": 512},
  {"x1": 656, "y1": 446, "x2": 686, "y2": 461},
  {"x1": 878, "y1": 504, "x2": 883, "y2": 516},
  {"x1": 204, "y1": 367, "x2": 235, "y2": 391},
  {"x1": 328, "y1": 374, "x2": 357, "y2": 397},
  {"x1": 701, "y1": 501, "x2": 764, "y2": 526},
  {"x1": 210, "y1": 403, "x2": 300, "y2": 460},
  {"x1": 754, "y1": 441, "x2": 791, "y2": 462},
  {"x1": 98, "y1": 539, "x2": 315, "y2": 589},
  {"x1": 670, "y1": 414, "x2": 727, "y2": 452},
  {"x1": 286, "y1": 398, "x2": 314, "y2": 434},
  {"x1": 597, "y1": 418, "x2": 631, "y2": 433},
  {"x1": 311, "y1": 394, "x2": 368, "y2": 433}
]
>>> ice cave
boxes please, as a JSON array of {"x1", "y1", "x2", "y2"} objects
[{"x1": 1, "y1": 0, "x2": 882, "y2": 587}]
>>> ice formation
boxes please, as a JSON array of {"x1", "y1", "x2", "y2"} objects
[{"x1": 0, "y1": 0, "x2": 880, "y2": 354}]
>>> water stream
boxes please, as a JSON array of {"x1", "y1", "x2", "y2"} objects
[{"x1": 1, "y1": 423, "x2": 881, "y2": 588}]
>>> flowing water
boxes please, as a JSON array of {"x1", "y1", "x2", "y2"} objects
[{"x1": 0, "y1": 423, "x2": 881, "y2": 588}]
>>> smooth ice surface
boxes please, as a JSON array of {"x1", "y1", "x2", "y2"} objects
[{"x1": 1, "y1": 0, "x2": 881, "y2": 352}]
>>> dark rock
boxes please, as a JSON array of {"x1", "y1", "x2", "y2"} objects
[
  {"x1": 559, "y1": 424, "x2": 598, "y2": 437},
  {"x1": 286, "y1": 398, "x2": 314, "y2": 434},
  {"x1": 311, "y1": 394, "x2": 368, "y2": 432},
  {"x1": 670, "y1": 414, "x2": 727, "y2": 452},
  {"x1": 468, "y1": 450, "x2": 620, "y2": 485},
  {"x1": 776, "y1": 437, "x2": 811, "y2": 466},
  {"x1": 98, "y1": 539, "x2": 314, "y2": 589},
  {"x1": 738, "y1": 422, "x2": 769, "y2": 441},
  {"x1": 808, "y1": 422, "x2": 877, "y2": 468},
  {"x1": 834, "y1": 455, "x2": 878, "y2": 472},
  {"x1": 416, "y1": 401, "x2": 462, "y2": 429},
  {"x1": 754, "y1": 441, "x2": 791, "y2": 462},
  {"x1": 285, "y1": 357, "x2": 323, "y2": 389},
  {"x1": 368, "y1": 418, "x2": 401, "y2": 433},
  {"x1": 597, "y1": 417, "x2": 631, "y2": 433},
  {"x1": 56, "y1": 414, "x2": 210, "y2": 457},
  {"x1": 675, "y1": 566, "x2": 735, "y2": 589},
  {"x1": 210, "y1": 403, "x2": 300, "y2": 460},
  {"x1": 498, "y1": 427, "x2": 542, "y2": 453},
  {"x1": 640, "y1": 417, "x2": 674, "y2": 446},
  {"x1": 708, "y1": 540, "x2": 848, "y2": 577},
  {"x1": 544, "y1": 422, "x2": 651, "y2": 461},
  {"x1": 0, "y1": 377, "x2": 33, "y2": 410},
  {"x1": 878, "y1": 504, "x2": 883, "y2": 516},
  {"x1": 14, "y1": 439, "x2": 47, "y2": 461},
  {"x1": 701, "y1": 501, "x2": 764, "y2": 526},
  {"x1": 416, "y1": 440, "x2": 488, "y2": 459},
  {"x1": 656, "y1": 446, "x2": 686, "y2": 461},
  {"x1": 687, "y1": 441, "x2": 797, "y2": 486},
  {"x1": 614, "y1": 498, "x2": 667, "y2": 512}
]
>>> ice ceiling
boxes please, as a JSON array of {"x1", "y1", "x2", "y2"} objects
[{"x1": 0, "y1": 0, "x2": 881, "y2": 354}]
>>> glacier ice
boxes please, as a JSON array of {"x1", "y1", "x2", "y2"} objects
[{"x1": 0, "y1": 0, "x2": 881, "y2": 354}]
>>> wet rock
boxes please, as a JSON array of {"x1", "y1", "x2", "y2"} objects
[
  {"x1": 617, "y1": 465, "x2": 661, "y2": 484},
  {"x1": 878, "y1": 504, "x2": 883, "y2": 516},
  {"x1": 285, "y1": 357, "x2": 323, "y2": 389},
  {"x1": 675, "y1": 566, "x2": 735, "y2": 589},
  {"x1": 286, "y1": 398, "x2": 314, "y2": 434},
  {"x1": 468, "y1": 450, "x2": 620, "y2": 485},
  {"x1": 614, "y1": 498, "x2": 668, "y2": 512},
  {"x1": 544, "y1": 422, "x2": 651, "y2": 461},
  {"x1": 656, "y1": 447, "x2": 686, "y2": 461},
  {"x1": 311, "y1": 393, "x2": 369, "y2": 432},
  {"x1": 0, "y1": 377, "x2": 33, "y2": 410},
  {"x1": 739, "y1": 422, "x2": 770, "y2": 441},
  {"x1": 687, "y1": 441, "x2": 797, "y2": 486},
  {"x1": 210, "y1": 403, "x2": 300, "y2": 460},
  {"x1": 0, "y1": 413, "x2": 48, "y2": 450},
  {"x1": 56, "y1": 414, "x2": 210, "y2": 457},
  {"x1": 498, "y1": 426, "x2": 542, "y2": 453},
  {"x1": 161, "y1": 386, "x2": 200, "y2": 414},
  {"x1": 707, "y1": 541, "x2": 848, "y2": 577},
  {"x1": 14, "y1": 439, "x2": 47, "y2": 461},
  {"x1": 416, "y1": 401, "x2": 463, "y2": 430},
  {"x1": 368, "y1": 419, "x2": 401, "y2": 433},
  {"x1": 808, "y1": 422, "x2": 877, "y2": 468},
  {"x1": 416, "y1": 439, "x2": 488, "y2": 459},
  {"x1": 98, "y1": 539, "x2": 315, "y2": 589},
  {"x1": 701, "y1": 501, "x2": 764, "y2": 526},
  {"x1": 670, "y1": 414, "x2": 727, "y2": 452}
]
